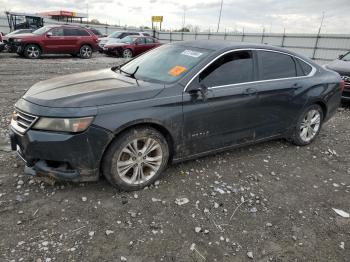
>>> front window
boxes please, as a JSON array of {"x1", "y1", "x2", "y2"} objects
[
  {"x1": 341, "y1": 52, "x2": 350, "y2": 61},
  {"x1": 33, "y1": 26, "x2": 51, "y2": 35},
  {"x1": 199, "y1": 51, "x2": 254, "y2": 87},
  {"x1": 119, "y1": 36, "x2": 134, "y2": 43},
  {"x1": 120, "y1": 44, "x2": 211, "y2": 83}
]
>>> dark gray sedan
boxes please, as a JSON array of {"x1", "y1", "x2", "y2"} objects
[{"x1": 10, "y1": 40, "x2": 342, "y2": 191}]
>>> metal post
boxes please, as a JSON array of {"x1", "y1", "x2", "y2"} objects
[
  {"x1": 224, "y1": 28, "x2": 227, "y2": 40},
  {"x1": 216, "y1": 0, "x2": 224, "y2": 32},
  {"x1": 261, "y1": 27, "x2": 265, "y2": 43},
  {"x1": 281, "y1": 28, "x2": 286, "y2": 47},
  {"x1": 312, "y1": 12, "x2": 325, "y2": 60},
  {"x1": 241, "y1": 27, "x2": 245, "y2": 42}
]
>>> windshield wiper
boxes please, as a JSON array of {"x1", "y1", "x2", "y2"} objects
[{"x1": 113, "y1": 65, "x2": 139, "y2": 79}]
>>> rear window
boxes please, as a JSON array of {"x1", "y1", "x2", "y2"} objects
[
  {"x1": 296, "y1": 58, "x2": 313, "y2": 76},
  {"x1": 258, "y1": 50, "x2": 297, "y2": 80}
]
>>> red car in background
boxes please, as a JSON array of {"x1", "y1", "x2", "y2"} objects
[
  {"x1": 103, "y1": 36, "x2": 161, "y2": 58},
  {"x1": 8, "y1": 25, "x2": 99, "y2": 59}
]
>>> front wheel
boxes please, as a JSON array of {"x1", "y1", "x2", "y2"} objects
[
  {"x1": 102, "y1": 127, "x2": 169, "y2": 191},
  {"x1": 24, "y1": 44, "x2": 41, "y2": 59},
  {"x1": 79, "y1": 45, "x2": 92, "y2": 59},
  {"x1": 122, "y1": 49, "x2": 133, "y2": 58},
  {"x1": 290, "y1": 104, "x2": 323, "y2": 146}
]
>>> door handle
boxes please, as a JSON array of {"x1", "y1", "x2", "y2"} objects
[
  {"x1": 243, "y1": 88, "x2": 258, "y2": 95},
  {"x1": 292, "y1": 83, "x2": 303, "y2": 89}
]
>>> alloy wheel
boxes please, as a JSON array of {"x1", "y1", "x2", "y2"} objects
[
  {"x1": 26, "y1": 46, "x2": 40, "y2": 58},
  {"x1": 80, "y1": 46, "x2": 92, "y2": 58},
  {"x1": 116, "y1": 138, "x2": 163, "y2": 185},
  {"x1": 123, "y1": 49, "x2": 132, "y2": 58},
  {"x1": 299, "y1": 109, "x2": 321, "y2": 142}
]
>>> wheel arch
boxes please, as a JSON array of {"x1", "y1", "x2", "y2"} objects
[
  {"x1": 99, "y1": 120, "x2": 175, "y2": 174},
  {"x1": 24, "y1": 42, "x2": 43, "y2": 51},
  {"x1": 307, "y1": 99, "x2": 328, "y2": 120}
]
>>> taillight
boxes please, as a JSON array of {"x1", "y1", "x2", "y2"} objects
[{"x1": 340, "y1": 80, "x2": 345, "y2": 92}]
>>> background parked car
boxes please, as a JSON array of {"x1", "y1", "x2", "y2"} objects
[
  {"x1": 98, "y1": 31, "x2": 150, "y2": 51},
  {"x1": 0, "y1": 38, "x2": 4, "y2": 53},
  {"x1": 102, "y1": 36, "x2": 160, "y2": 58},
  {"x1": 2, "y1": 29, "x2": 34, "y2": 52},
  {"x1": 86, "y1": 27, "x2": 106, "y2": 38},
  {"x1": 324, "y1": 51, "x2": 350, "y2": 101},
  {"x1": 8, "y1": 25, "x2": 99, "y2": 59}
]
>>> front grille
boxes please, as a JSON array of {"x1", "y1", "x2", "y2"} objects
[
  {"x1": 341, "y1": 75, "x2": 350, "y2": 90},
  {"x1": 11, "y1": 110, "x2": 38, "y2": 134}
]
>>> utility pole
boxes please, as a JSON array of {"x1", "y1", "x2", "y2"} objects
[
  {"x1": 317, "y1": 11, "x2": 325, "y2": 34},
  {"x1": 216, "y1": 0, "x2": 224, "y2": 32},
  {"x1": 86, "y1": 1, "x2": 89, "y2": 23},
  {"x1": 182, "y1": 6, "x2": 186, "y2": 30}
]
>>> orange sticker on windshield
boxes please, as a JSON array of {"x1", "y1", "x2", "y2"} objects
[{"x1": 168, "y1": 66, "x2": 187, "y2": 76}]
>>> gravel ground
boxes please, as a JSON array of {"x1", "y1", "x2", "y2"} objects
[{"x1": 0, "y1": 52, "x2": 349, "y2": 262}]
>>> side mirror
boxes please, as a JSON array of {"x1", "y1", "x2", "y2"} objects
[
  {"x1": 46, "y1": 32, "x2": 53, "y2": 37},
  {"x1": 187, "y1": 81, "x2": 209, "y2": 101},
  {"x1": 338, "y1": 54, "x2": 344, "y2": 60}
]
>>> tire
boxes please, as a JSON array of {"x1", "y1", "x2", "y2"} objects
[
  {"x1": 122, "y1": 48, "x2": 133, "y2": 58},
  {"x1": 24, "y1": 44, "x2": 41, "y2": 59},
  {"x1": 102, "y1": 127, "x2": 169, "y2": 191},
  {"x1": 290, "y1": 104, "x2": 323, "y2": 146},
  {"x1": 79, "y1": 44, "x2": 92, "y2": 59}
]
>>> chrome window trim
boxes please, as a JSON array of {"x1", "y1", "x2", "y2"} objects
[{"x1": 183, "y1": 48, "x2": 317, "y2": 92}]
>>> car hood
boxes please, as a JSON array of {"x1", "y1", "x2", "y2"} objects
[
  {"x1": 325, "y1": 59, "x2": 350, "y2": 76},
  {"x1": 105, "y1": 42, "x2": 128, "y2": 48},
  {"x1": 23, "y1": 69, "x2": 164, "y2": 108},
  {"x1": 10, "y1": 33, "x2": 37, "y2": 39}
]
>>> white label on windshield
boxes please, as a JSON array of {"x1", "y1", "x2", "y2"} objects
[{"x1": 181, "y1": 50, "x2": 203, "y2": 58}]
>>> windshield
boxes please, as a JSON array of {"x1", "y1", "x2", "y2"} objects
[
  {"x1": 120, "y1": 36, "x2": 134, "y2": 43},
  {"x1": 341, "y1": 52, "x2": 350, "y2": 61},
  {"x1": 120, "y1": 44, "x2": 211, "y2": 83},
  {"x1": 109, "y1": 31, "x2": 123, "y2": 38},
  {"x1": 33, "y1": 26, "x2": 51, "y2": 35}
]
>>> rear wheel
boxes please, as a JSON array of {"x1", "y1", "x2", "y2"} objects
[
  {"x1": 290, "y1": 104, "x2": 323, "y2": 146},
  {"x1": 24, "y1": 44, "x2": 41, "y2": 59},
  {"x1": 102, "y1": 127, "x2": 169, "y2": 191},
  {"x1": 122, "y1": 49, "x2": 133, "y2": 58},
  {"x1": 79, "y1": 45, "x2": 92, "y2": 59}
]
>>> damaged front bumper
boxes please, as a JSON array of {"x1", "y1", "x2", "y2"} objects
[{"x1": 10, "y1": 125, "x2": 112, "y2": 182}]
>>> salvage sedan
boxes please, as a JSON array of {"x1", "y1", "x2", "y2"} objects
[
  {"x1": 103, "y1": 36, "x2": 161, "y2": 58},
  {"x1": 10, "y1": 40, "x2": 342, "y2": 191}
]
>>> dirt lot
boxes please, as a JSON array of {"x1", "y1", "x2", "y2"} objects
[{"x1": 0, "y1": 52, "x2": 349, "y2": 262}]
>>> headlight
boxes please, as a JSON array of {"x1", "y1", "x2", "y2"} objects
[{"x1": 33, "y1": 117, "x2": 94, "y2": 133}]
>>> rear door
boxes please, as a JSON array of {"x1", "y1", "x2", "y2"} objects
[
  {"x1": 62, "y1": 28, "x2": 80, "y2": 52},
  {"x1": 144, "y1": 37, "x2": 158, "y2": 52},
  {"x1": 253, "y1": 50, "x2": 309, "y2": 139}
]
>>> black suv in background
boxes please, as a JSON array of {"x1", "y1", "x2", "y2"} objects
[{"x1": 324, "y1": 51, "x2": 350, "y2": 101}]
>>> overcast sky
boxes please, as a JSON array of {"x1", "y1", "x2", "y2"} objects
[{"x1": 1, "y1": 0, "x2": 350, "y2": 33}]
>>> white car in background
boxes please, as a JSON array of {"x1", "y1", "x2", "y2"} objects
[{"x1": 98, "y1": 31, "x2": 151, "y2": 51}]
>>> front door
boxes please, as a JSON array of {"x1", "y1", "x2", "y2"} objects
[
  {"x1": 133, "y1": 37, "x2": 147, "y2": 55},
  {"x1": 182, "y1": 50, "x2": 260, "y2": 156},
  {"x1": 42, "y1": 27, "x2": 66, "y2": 53}
]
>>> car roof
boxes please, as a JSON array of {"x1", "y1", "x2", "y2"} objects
[{"x1": 172, "y1": 40, "x2": 315, "y2": 64}]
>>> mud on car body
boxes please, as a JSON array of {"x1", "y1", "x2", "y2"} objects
[{"x1": 10, "y1": 40, "x2": 342, "y2": 191}]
